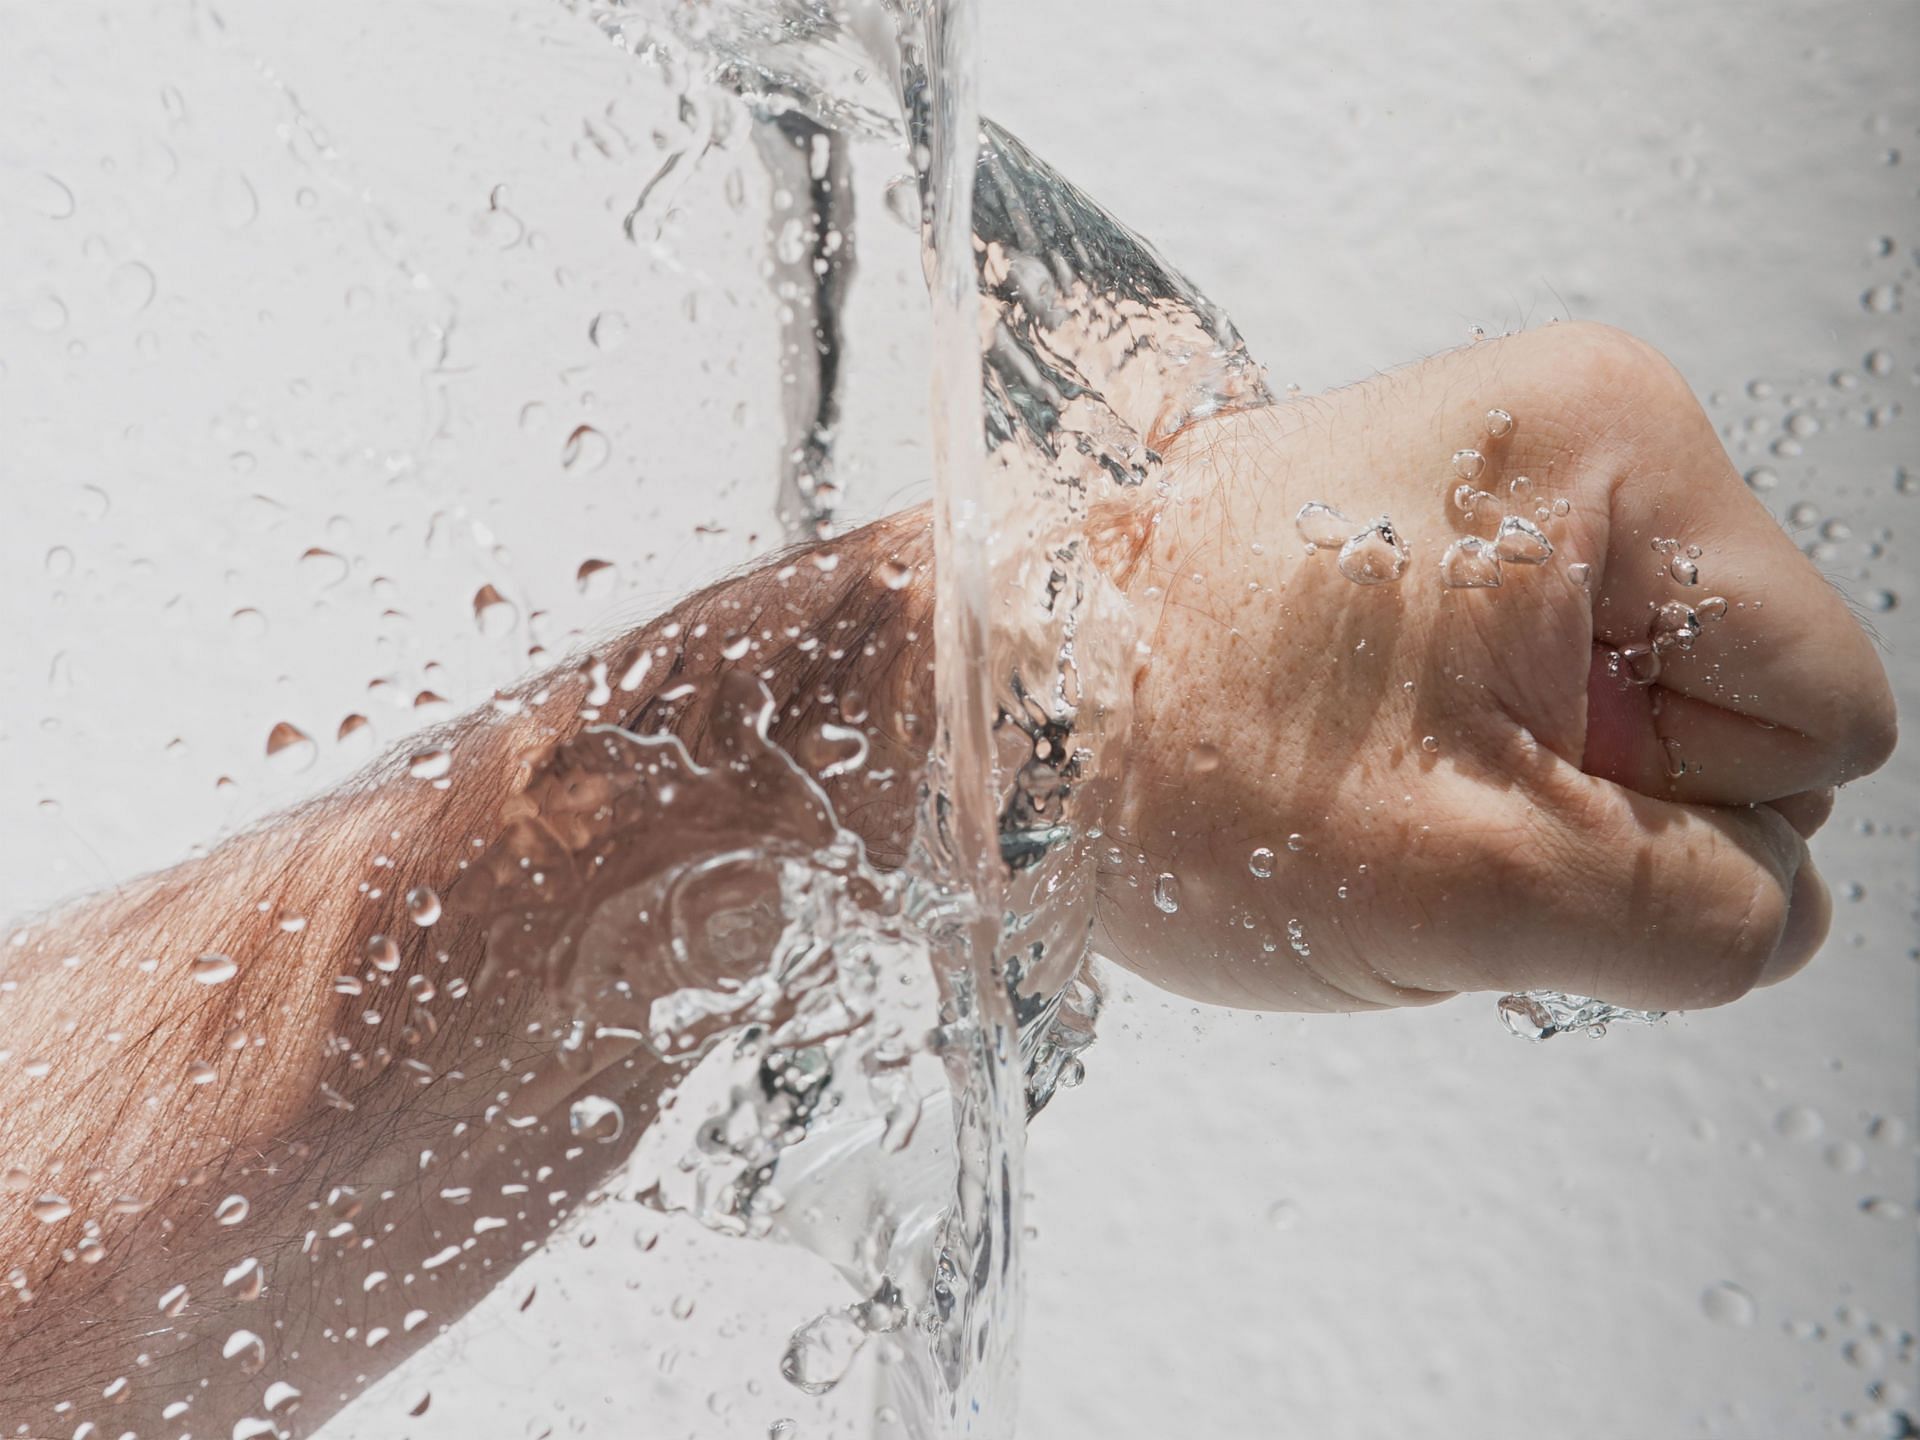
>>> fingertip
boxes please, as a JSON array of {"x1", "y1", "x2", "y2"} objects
[{"x1": 1755, "y1": 862, "x2": 1830, "y2": 989}]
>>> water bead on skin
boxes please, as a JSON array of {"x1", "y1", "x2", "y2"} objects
[
  {"x1": 1295, "y1": 501, "x2": 1353, "y2": 550},
  {"x1": 1492, "y1": 515, "x2": 1553, "y2": 565},
  {"x1": 1451, "y1": 449, "x2": 1486, "y2": 482},
  {"x1": 1439, "y1": 536, "x2": 1502, "y2": 588},
  {"x1": 1485, "y1": 408, "x2": 1514, "y2": 439},
  {"x1": 1336, "y1": 517, "x2": 1411, "y2": 585}
]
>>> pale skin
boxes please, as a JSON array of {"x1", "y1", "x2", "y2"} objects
[{"x1": 0, "y1": 323, "x2": 1894, "y2": 1436}]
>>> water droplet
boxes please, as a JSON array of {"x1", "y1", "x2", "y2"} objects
[
  {"x1": 191, "y1": 953, "x2": 238, "y2": 986},
  {"x1": 1616, "y1": 644, "x2": 1662, "y2": 685},
  {"x1": 1336, "y1": 518, "x2": 1410, "y2": 585},
  {"x1": 576, "y1": 558, "x2": 615, "y2": 593},
  {"x1": 1466, "y1": 324, "x2": 1487, "y2": 343},
  {"x1": 1286, "y1": 919, "x2": 1311, "y2": 958},
  {"x1": 262, "y1": 1378, "x2": 299, "y2": 1411},
  {"x1": 1152, "y1": 873, "x2": 1180, "y2": 914},
  {"x1": 23, "y1": 171, "x2": 76, "y2": 219},
  {"x1": 769, "y1": 1421, "x2": 798, "y2": 1440},
  {"x1": 1669, "y1": 554, "x2": 1699, "y2": 586},
  {"x1": 31, "y1": 1195, "x2": 72, "y2": 1224},
  {"x1": 215, "y1": 1194, "x2": 250, "y2": 1226},
  {"x1": 157, "y1": 1282, "x2": 190, "y2": 1317},
  {"x1": 1265, "y1": 1199, "x2": 1300, "y2": 1232},
  {"x1": 406, "y1": 887, "x2": 442, "y2": 927},
  {"x1": 107, "y1": 260, "x2": 157, "y2": 312},
  {"x1": 222, "y1": 1327, "x2": 266, "y2": 1373},
  {"x1": 265, "y1": 722, "x2": 316, "y2": 773},
  {"x1": 1493, "y1": 516, "x2": 1553, "y2": 565},
  {"x1": 781, "y1": 1308, "x2": 866, "y2": 1396},
  {"x1": 28, "y1": 291, "x2": 68, "y2": 333},
  {"x1": 471, "y1": 583, "x2": 517, "y2": 637},
  {"x1": 1825, "y1": 1139, "x2": 1866, "y2": 1174},
  {"x1": 569, "y1": 1095, "x2": 625, "y2": 1142},
  {"x1": 215, "y1": 172, "x2": 259, "y2": 230},
  {"x1": 1286, "y1": 833, "x2": 1306, "y2": 852},
  {"x1": 1866, "y1": 589, "x2": 1898, "y2": 612},
  {"x1": 366, "y1": 935, "x2": 402, "y2": 973},
  {"x1": 877, "y1": 558, "x2": 914, "y2": 590},
  {"x1": 1421, "y1": 735, "x2": 1440, "y2": 753},
  {"x1": 1294, "y1": 501, "x2": 1353, "y2": 549},
  {"x1": 1451, "y1": 449, "x2": 1486, "y2": 482},
  {"x1": 587, "y1": 312, "x2": 629, "y2": 352},
  {"x1": 562, "y1": 424, "x2": 611, "y2": 472},
  {"x1": 1567, "y1": 562, "x2": 1592, "y2": 588},
  {"x1": 1484, "y1": 408, "x2": 1514, "y2": 439},
  {"x1": 187, "y1": 1059, "x2": 218, "y2": 1086},
  {"x1": 1248, "y1": 847, "x2": 1275, "y2": 879},
  {"x1": 1439, "y1": 536, "x2": 1502, "y2": 588},
  {"x1": 1859, "y1": 1196, "x2": 1909, "y2": 1222},
  {"x1": 1861, "y1": 283, "x2": 1901, "y2": 314},
  {"x1": 1696, "y1": 596, "x2": 1728, "y2": 621},
  {"x1": 1865, "y1": 349, "x2": 1893, "y2": 378},
  {"x1": 408, "y1": 747, "x2": 452, "y2": 781},
  {"x1": 1701, "y1": 1282, "x2": 1756, "y2": 1327}
]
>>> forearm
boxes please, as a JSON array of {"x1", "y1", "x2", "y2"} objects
[{"x1": 0, "y1": 510, "x2": 933, "y2": 1432}]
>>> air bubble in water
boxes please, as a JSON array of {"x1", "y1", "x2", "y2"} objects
[
  {"x1": 473, "y1": 584, "x2": 517, "y2": 637},
  {"x1": 407, "y1": 886, "x2": 442, "y2": 927},
  {"x1": 1701, "y1": 1282, "x2": 1756, "y2": 1327},
  {"x1": 1248, "y1": 847, "x2": 1275, "y2": 879},
  {"x1": 1152, "y1": 873, "x2": 1180, "y2": 914},
  {"x1": 1439, "y1": 536, "x2": 1502, "y2": 588},
  {"x1": 1452, "y1": 449, "x2": 1486, "y2": 482},
  {"x1": 192, "y1": 953, "x2": 238, "y2": 986},
  {"x1": 1286, "y1": 919, "x2": 1310, "y2": 958},
  {"x1": 1669, "y1": 554, "x2": 1700, "y2": 586},
  {"x1": 265, "y1": 722, "x2": 316, "y2": 773},
  {"x1": 1336, "y1": 518, "x2": 1409, "y2": 585},
  {"x1": 1485, "y1": 408, "x2": 1514, "y2": 439},
  {"x1": 1508, "y1": 475, "x2": 1533, "y2": 502},
  {"x1": 780, "y1": 1309, "x2": 866, "y2": 1396},
  {"x1": 1696, "y1": 595, "x2": 1728, "y2": 621},
  {"x1": 1295, "y1": 501, "x2": 1353, "y2": 549},
  {"x1": 1493, "y1": 516, "x2": 1553, "y2": 564}
]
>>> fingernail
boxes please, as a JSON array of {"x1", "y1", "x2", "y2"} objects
[{"x1": 1758, "y1": 863, "x2": 1831, "y2": 987}]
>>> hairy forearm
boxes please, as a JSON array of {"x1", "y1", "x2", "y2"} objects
[{"x1": 0, "y1": 510, "x2": 933, "y2": 1432}]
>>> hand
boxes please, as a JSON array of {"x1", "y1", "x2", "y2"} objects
[{"x1": 1096, "y1": 322, "x2": 1896, "y2": 1013}]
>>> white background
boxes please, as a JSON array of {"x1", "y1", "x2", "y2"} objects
[{"x1": 2, "y1": 1, "x2": 1914, "y2": 1437}]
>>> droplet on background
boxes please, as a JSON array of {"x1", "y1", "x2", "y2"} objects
[
  {"x1": 562, "y1": 424, "x2": 612, "y2": 472},
  {"x1": 1152, "y1": 873, "x2": 1180, "y2": 914},
  {"x1": 1248, "y1": 847, "x2": 1275, "y2": 879},
  {"x1": 1700, "y1": 1282, "x2": 1756, "y2": 1327},
  {"x1": 576, "y1": 558, "x2": 616, "y2": 594},
  {"x1": 107, "y1": 260, "x2": 158, "y2": 312},
  {"x1": 23, "y1": 171, "x2": 77, "y2": 219},
  {"x1": 1451, "y1": 449, "x2": 1486, "y2": 482},
  {"x1": 1484, "y1": 408, "x2": 1514, "y2": 439},
  {"x1": 265, "y1": 722, "x2": 316, "y2": 773},
  {"x1": 215, "y1": 171, "x2": 260, "y2": 230},
  {"x1": 366, "y1": 935, "x2": 402, "y2": 973},
  {"x1": 588, "y1": 312, "x2": 629, "y2": 352},
  {"x1": 780, "y1": 1308, "x2": 866, "y2": 1396},
  {"x1": 214, "y1": 1194, "x2": 250, "y2": 1226},
  {"x1": 472, "y1": 583, "x2": 517, "y2": 637}
]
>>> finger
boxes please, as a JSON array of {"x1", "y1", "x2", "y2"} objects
[
  {"x1": 1479, "y1": 775, "x2": 1825, "y2": 1011},
  {"x1": 1764, "y1": 787, "x2": 1836, "y2": 840},
  {"x1": 1586, "y1": 344, "x2": 1895, "y2": 803},
  {"x1": 1584, "y1": 648, "x2": 1864, "y2": 803}
]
